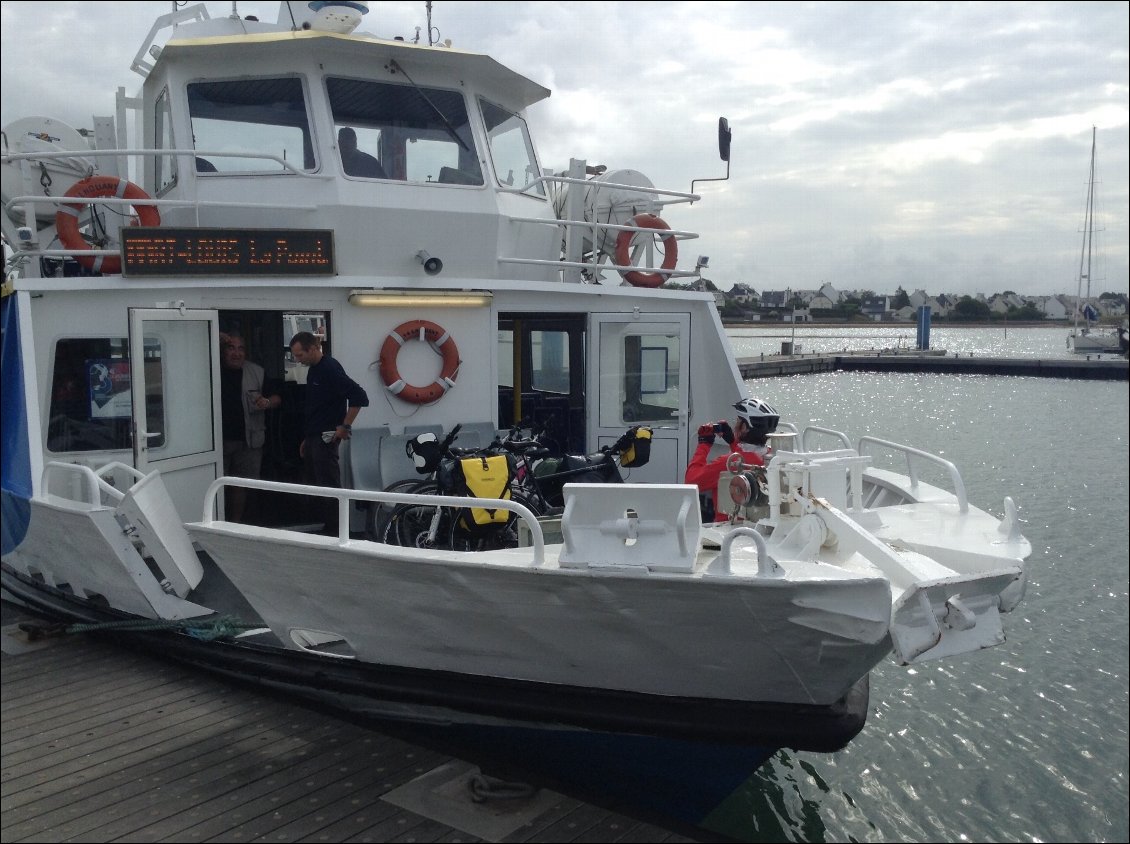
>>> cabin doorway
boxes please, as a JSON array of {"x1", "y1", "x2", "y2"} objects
[
  {"x1": 217, "y1": 309, "x2": 329, "y2": 527},
  {"x1": 497, "y1": 314, "x2": 586, "y2": 454}
]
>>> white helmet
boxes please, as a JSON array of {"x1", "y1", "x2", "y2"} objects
[{"x1": 733, "y1": 397, "x2": 779, "y2": 440}]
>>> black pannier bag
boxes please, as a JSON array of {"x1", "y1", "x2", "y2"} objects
[
  {"x1": 535, "y1": 451, "x2": 622, "y2": 508},
  {"x1": 618, "y1": 426, "x2": 652, "y2": 468}
]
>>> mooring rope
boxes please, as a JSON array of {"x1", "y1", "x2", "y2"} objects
[{"x1": 57, "y1": 615, "x2": 261, "y2": 641}]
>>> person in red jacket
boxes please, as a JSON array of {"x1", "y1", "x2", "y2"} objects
[{"x1": 685, "y1": 397, "x2": 780, "y2": 521}]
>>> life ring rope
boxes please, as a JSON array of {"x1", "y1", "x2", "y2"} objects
[
  {"x1": 379, "y1": 319, "x2": 460, "y2": 404},
  {"x1": 54, "y1": 176, "x2": 159, "y2": 275},
  {"x1": 614, "y1": 212, "x2": 678, "y2": 288}
]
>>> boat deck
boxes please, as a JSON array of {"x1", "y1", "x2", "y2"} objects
[{"x1": 1, "y1": 601, "x2": 703, "y2": 844}]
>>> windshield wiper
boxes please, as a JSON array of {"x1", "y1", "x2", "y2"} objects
[{"x1": 388, "y1": 59, "x2": 470, "y2": 152}]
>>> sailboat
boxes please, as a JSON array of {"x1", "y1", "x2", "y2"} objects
[{"x1": 1067, "y1": 127, "x2": 1120, "y2": 354}]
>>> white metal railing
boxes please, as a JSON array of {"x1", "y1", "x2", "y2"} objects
[
  {"x1": 201, "y1": 476, "x2": 546, "y2": 565},
  {"x1": 40, "y1": 460, "x2": 145, "y2": 506},
  {"x1": 499, "y1": 168, "x2": 702, "y2": 284},
  {"x1": 2, "y1": 147, "x2": 326, "y2": 272},
  {"x1": 5, "y1": 148, "x2": 701, "y2": 285},
  {"x1": 856, "y1": 435, "x2": 969, "y2": 513},
  {"x1": 775, "y1": 425, "x2": 969, "y2": 514},
  {"x1": 798, "y1": 425, "x2": 853, "y2": 452}
]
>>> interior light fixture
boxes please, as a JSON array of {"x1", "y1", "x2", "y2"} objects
[{"x1": 348, "y1": 289, "x2": 493, "y2": 308}]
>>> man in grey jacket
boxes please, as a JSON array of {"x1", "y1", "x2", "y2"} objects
[{"x1": 220, "y1": 332, "x2": 281, "y2": 522}]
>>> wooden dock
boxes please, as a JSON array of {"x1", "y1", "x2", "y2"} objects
[
  {"x1": 737, "y1": 351, "x2": 1128, "y2": 380},
  {"x1": 1, "y1": 601, "x2": 705, "y2": 844}
]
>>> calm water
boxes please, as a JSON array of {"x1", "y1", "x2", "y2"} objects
[
  {"x1": 726, "y1": 324, "x2": 1119, "y2": 361},
  {"x1": 705, "y1": 327, "x2": 1130, "y2": 842}
]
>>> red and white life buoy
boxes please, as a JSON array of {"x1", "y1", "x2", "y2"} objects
[
  {"x1": 614, "y1": 213, "x2": 678, "y2": 288},
  {"x1": 379, "y1": 319, "x2": 460, "y2": 404},
  {"x1": 54, "y1": 176, "x2": 160, "y2": 274}
]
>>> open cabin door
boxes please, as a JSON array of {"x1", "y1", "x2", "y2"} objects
[
  {"x1": 591, "y1": 314, "x2": 690, "y2": 484},
  {"x1": 128, "y1": 308, "x2": 222, "y2": 521}
]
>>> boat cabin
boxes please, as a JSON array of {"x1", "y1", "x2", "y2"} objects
[{"x1": 2, "y1": 2, "x2": 744, "y2": 528}]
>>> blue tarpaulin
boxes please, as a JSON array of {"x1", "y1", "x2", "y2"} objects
[{"x1": 1, "y1": 289, "x2": 32, "y2": 553}]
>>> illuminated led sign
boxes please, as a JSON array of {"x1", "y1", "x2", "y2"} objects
[{"x1": 120, "y1": 228, "x2": 335, "y2": 276}]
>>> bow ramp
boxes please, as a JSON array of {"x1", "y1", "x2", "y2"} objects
[{"x1": 753, "y1": 443, "x2": 1030, "y2": 666}]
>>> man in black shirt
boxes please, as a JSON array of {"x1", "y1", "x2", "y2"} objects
[{"x1": 289, "y1": 331, "x2": 369, "y2": 533}]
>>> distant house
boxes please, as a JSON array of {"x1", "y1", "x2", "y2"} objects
[
  {"x1": 908, "y1": 289, "x2": 931, "y2": 310},
  {"x1": 988, "y1": 295, "x2": 1012, "y2": 315},
  {"x1": 760, "y1": 290, "x2": 791, "y2": 309},
  {"x1": 861, "y1": 296, "x2": 890, "y2": 320},
  {"x1": 816, "y1": 282, "x2": 842, "y2": 305},
  {"x1": 1041, "y1": 296, "x2": 1071, "y2": 320},
  {"x1": 808, "y1": 293, "x2": 836, "y2": 309},
  {"x1": 728, "y1": 283, "x2": 758, "y2": 305}
]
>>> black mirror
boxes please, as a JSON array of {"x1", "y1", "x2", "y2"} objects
[{"x1": 718, "y1": 117, "x2": 732, "y2": 162}]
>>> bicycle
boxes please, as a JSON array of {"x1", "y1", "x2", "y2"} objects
[
  {"x1": 381, "y1": 423, "x2": 652, "y2": 552},
  {"x1": 381, "y1": 425, "x2": 538, "y2": 551}
]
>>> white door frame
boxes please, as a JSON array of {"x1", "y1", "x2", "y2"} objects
[
  {"x1": 589, "y1": 313, "x2": 690, "y2": 485},
  {"x1": 129, "y1": 307, "x2": 222, "y2": 521}
]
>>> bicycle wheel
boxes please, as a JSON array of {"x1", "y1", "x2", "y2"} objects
[
  {"x1": 381, "y1": 482, "x2": 455, "y2": 549},
  {"x1": 446, "y1": 490, "x2": 538, "y2": 552},
  {"x1": 368, "y1": 478, "x2": 430, "y2": 540}
]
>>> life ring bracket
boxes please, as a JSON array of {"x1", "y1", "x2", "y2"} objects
[
  {"x1": 53, "y1": 176, "x2": 160, "y2": 275},
  {"x1": 378, "y1": 319, "x2": 461, "y2": 404},
  {"x1": 613, "y1": 213, "x2": 679, "y2": 288}
]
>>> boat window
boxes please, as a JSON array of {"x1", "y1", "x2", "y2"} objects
[
  {"x1": 479, "y1": 98, "x2": 544, "y2": 196},
  {"x1": 153, "y1": 88, "x2": 178, "y2": 193},
  {"x1": 282, "y1": 312, "x2": 329, "y2": 377},
  {"x1": 600, "y1": 332, "x2": 682, "y2": 427},
  {"x1": 187, "y1": 77, "x2": 315, "y2": 173},
  {"x1": 47, "y1": 338, "x2": 165, "y2": 453},
  {"x1": 530, "y1": 330, "x2": 570, "y2": 393},
  {"x1": 326, "y1": 76, "x2": 483, "y2": 185}
]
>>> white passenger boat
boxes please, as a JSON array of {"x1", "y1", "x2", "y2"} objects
[{"x1": 0, "y1": 1, "x2": 1031, "y2": 827}]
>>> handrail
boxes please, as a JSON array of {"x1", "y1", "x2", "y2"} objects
[
  {"x1": 501, "y1": 212, "x2": 701, "y2": 281},
  {"x1": 201, "y1": 476, "x2": 546, "y2": 565},
  {"x1": 799, "y1": 425, "x2": 853, "y2": 452},
  {"x1": 519, "y1": 173, "x2": 701, "y2": 204},
  {"x1": 41, "y1": 461, "x2": 137, "y2": 505},
  {"x1": 1, "y1": 147, "x2": 317, "y2": 176},
  {"x1": 856, "y1": 435, "x2": 969, "y2": 513}
]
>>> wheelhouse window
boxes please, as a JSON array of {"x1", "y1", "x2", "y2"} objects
[
  {"x1": 479, "y1": 98, "x2": 544, "y2": 196},
  {"x1": 153, "y1": 88, "x2": 178, "y2": 193},
  {"x1": 326, "y1": 76, "x2": 483, "y2": 185},
  {"x1": 47, "y1": 338, "x2": 164, "y2": 453},
  {"x1": 187, "y1": 77, "x2": 314, "y2": 173}
]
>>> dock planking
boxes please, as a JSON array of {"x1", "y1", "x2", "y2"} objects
[{"x1": 1, "y1": 602, "x2": 703, "y2": 843}]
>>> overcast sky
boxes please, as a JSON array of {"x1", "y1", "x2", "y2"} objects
[{"x1": 2, "y1": 1, "x2": 1127, "y2": 297}]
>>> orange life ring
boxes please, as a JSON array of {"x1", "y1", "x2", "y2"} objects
[
  {"x1": 614, "y1": 213, "x2": 678, "y2": 288},
  {"x1": 379, "y1": 319, "x2": 460, "y2": 404},
  {"x1": 54, "y1": 176, "x2": 160, "y2": 274}
]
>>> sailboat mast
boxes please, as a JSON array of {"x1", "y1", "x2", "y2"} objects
[{"x1": 1075, "y1": 127, "x2": 1096, "y2": 328}]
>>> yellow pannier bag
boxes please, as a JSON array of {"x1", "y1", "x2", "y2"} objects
[{"x1": 458, "y1": 454, "x2": 513, "y2": 528}]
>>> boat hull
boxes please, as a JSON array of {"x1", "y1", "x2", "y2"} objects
[{"x1": 1, "y1": 561, "x2": 866, "y2": 825}]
